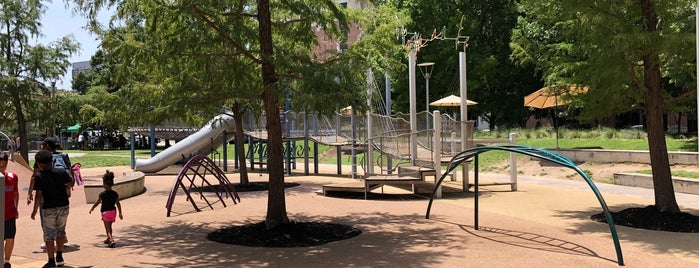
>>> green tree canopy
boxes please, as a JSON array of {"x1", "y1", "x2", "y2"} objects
[
  {"x1": 511, "y1": 0, "x2": 697, "y2": 213},
  {"x1": 72, "y1": 0, "x2": 403, "y2": 228},
  {"x1": 1, "y1": 0, "x2": 79, "y2": 160},
  {"x1": 390, "y1": 0, "x2": 540, "y2": 129}
]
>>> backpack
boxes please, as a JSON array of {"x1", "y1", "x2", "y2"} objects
[
  {"x1": 52, "y1": 153, "x2": 72, "y2": 177},
  {"x1": 52, "y1": 153, "x2": 73, "y2": 198}
]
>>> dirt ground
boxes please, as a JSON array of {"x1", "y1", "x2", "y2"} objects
[{"x1": 495, "y1": 156, "x2": 699, "y2": 183}]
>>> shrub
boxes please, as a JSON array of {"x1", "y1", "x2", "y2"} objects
[{"x1": 604, "y1": 129, "x2": 616, "y2": 139}]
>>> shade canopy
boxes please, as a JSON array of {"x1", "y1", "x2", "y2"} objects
[
  {"x1": 64, "y1": 123, "x2": 81, "y2": 133},
  {"x1": 430, "y1": 95, "x2": 478, "y2": 107},
  {"x1": 524, "y1": 85, "x2": 588, "y2": 149},
  {"x1": 524, "y1": 85, "x2": 588, "y2": 109}
]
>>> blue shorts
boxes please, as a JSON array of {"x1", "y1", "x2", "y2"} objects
[{"x1": 41, "y1": 205, "x2": 69, "y2": 241}]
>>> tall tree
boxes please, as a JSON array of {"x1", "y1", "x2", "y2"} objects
[
  {"x1": 72, "y1": 0, "x2": 382, "y2": 229},
  {"x1": 1, "y1": 0, "x2": 79, "y2": 161},
  {"x1": 512, "y1": 0, "x2": 697, "y2": 213}
]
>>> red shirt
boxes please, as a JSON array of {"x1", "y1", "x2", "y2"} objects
[{"x1": 3, "y1": 172, "x2": 19, "y2": 221}]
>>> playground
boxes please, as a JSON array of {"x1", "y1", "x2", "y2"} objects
[
  {"x1": 2, "y1": 22, "x2": 696, "y2": 266},
  {"x1": 3, "y1": 160, "x2": 699, "y2": 267}
]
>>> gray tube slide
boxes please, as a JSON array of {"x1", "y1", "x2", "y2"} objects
[{"x1": 134, "y1": 113, "x2": 236, "y2": 173}]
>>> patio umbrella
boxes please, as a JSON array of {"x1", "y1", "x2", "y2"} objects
[
  {"x1": 524, "y1": 85, "x2": 588, "y2": 148},
  {"x1": 524, "y1": 85, "x2": 588, "y2": 109},
  {"x1": 430, "y1": 95, "x2": 478, "y2": 107}
]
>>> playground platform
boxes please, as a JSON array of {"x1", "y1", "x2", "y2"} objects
[{"x1": 4, "y1": 161, "x2": 699, "y2": 267}]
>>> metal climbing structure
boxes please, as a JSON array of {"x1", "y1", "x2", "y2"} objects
[
  {"x1": 425, "y1": 145, "x2": 624, "y2": 266},
  {"x1": 166, "y1": 154, "x2": 240, "y2": 217}
]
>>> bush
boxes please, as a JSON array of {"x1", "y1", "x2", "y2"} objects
[
  {"x1": 604, "y1": 129, "x2": 617, "y2": 139},
  {"x1": 585, "y1": 130, "x2": 601, "y2": 138}
]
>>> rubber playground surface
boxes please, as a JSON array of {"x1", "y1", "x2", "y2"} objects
[{"x1": 5, "y1": 161, "x2": 699, "y2": 267}]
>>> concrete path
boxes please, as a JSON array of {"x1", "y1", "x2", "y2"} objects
[{"x1": 4, "y1": 161, "x2": 699, "y2": 267}]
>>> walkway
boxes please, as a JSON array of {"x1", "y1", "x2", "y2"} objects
[{"x1": 4, "y1": 161, "x2": 699, "y2": 267}]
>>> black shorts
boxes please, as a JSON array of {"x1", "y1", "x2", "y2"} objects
[{"x1": 4, "y1": 218, "x2": 16, "y2": 239}]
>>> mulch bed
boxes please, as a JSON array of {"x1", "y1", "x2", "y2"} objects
[
  {"x1": 208, "y1": 221, "x2": 362, "y2": 247},
  {"x1": 194, "y1": 182, "x2": 300, "y2": 192},
  {"x1": 591, "y1": 205, "x2": 699, "y2": 233}
]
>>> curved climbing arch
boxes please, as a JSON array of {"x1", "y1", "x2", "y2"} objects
[
  {"x1": 425, "y1": 145, "x2": 624, "y2": 266},
  {"x1": 166, "y1": 154, "x2": 240, "y2": 217}
]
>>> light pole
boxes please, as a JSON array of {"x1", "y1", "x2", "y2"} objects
[{"x1": 418, "y1": 62, "x2": 435, "y2": 128}]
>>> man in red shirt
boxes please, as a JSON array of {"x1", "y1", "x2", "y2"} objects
[{"x1": 0, "y1": 153, "x2": 19, "y2": 268}]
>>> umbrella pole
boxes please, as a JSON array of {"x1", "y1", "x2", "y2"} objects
[
  {"x1": 551, "y1": 107, "x2": 560, "y2": 149},
  {"x1": 556, "y1": 125, "x2": 559, "y2": 149}
]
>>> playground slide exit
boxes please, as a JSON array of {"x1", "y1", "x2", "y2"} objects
[{"x1": 134, "y1": 113, "x2": 236, "y2": 173}]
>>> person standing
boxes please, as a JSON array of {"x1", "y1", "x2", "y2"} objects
[
  {"x1": 28, "y1": 138, "x2": 74, "y2": 251},
  {"x1": 31, "y1": 150, "x2": 71, "y2": 268},
  {"x1": 29, "y1": 137, "x2": 74, "y2": 205},
  {"x1": 0, "y1": 153, "x2": 19, "y2": 268},
  {"x1": 89, "y1": 170, "x2": 123, "y2": 248}
]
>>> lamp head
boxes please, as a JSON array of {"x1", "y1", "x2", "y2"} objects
[{"x1": 417, "y1": 62, "x2": 435, "y2": 79}]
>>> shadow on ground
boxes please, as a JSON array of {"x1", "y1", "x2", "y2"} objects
[
  {"x1": 552, "y1": 204, "x2": 699, "y2": 257},
  {"x1": 114, "y1": 212, "x2": 468, "y2": 267}
]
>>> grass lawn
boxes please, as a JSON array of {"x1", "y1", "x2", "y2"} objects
[{"x1": 32, "y1": 129, "x2": 696, "y2": 176}]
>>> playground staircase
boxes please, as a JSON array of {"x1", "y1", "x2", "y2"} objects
[
  {"x1": 397, "y1": 166, "x2": 436, "y2": 181},
  {"x1": 322, "y1": 164, "x2": 442, "y2": 199}
]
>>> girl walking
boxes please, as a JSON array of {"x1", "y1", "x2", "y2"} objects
[{"x1": 89, "y1": 170, "x2": 123, "y2": 248}]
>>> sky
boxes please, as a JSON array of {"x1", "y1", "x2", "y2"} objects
[{"x1": 34, "y1": 1, "x2": 111, "y2": 90}]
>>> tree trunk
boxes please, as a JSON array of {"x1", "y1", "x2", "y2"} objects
[
  {"x1": 640, "y1": 0, "x2": 680, "y2": 214},
  {"x1": 232, "y1": 103, "x2": 249, "y2": 185},
  {"x1": 258, "y1": 0, "x2": 289, "y2": 229},
  {"x1": 10, "y1": 87, "x2": 29, "y2": 163},
  {"x1": 644, "y1": 78, "x2": 680, "y2": 213}
]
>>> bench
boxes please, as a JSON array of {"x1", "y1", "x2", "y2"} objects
[{"x1": 84, "y1": 171, "x2": 146, "y2": 204}]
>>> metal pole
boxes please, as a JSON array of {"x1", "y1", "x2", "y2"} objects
[
  {"x1": 426, "y1": 77, "x2": 430, "y2": 115},
  {"x1": 366, "y1": 68, "x2": 374, "y2": 175},
  {"x1": 222, "y1": 131, "x2": 228, "y2": 172},
  {"x1": 459, "y1": 52, "x2": 468, "y2": 151},
  {"x1": 0, "y1": 172, "x2": 5, "y2": 258},
  {"x1": 696, "y1": 3, "x2": 699, "y2": 151},
  {"x1": 418, "y1": 62, "x2": 435, "y2": 132},
  {"x1": 459, "y1": 51, "x2": 469, "y2": 189},
  {"x1": 350, "y1": 107, "x2": 357, "y2": 179},
  {"x1": 130, "y1": 133, "x2": 135, "y2": 169},
  {"x1": 304, "y1": 111, "x2": 309, "y2": 176},
  {"x1": 409, "y1": 50, "x2": 418, "y2": 165},
  {"x1": 509, "y1": 133, "x2": 518, "y2": 191},
  {"x1": 149, "y1": 125, "x2": 156, "y2": 157},
  {"x1": 433, "y1": 111, "x2": 442, "y2": 198},
  {"x1": 385, "y1": 71, "x2": 393, "y2": 173},
  {"x1": 385, "y1": 71, "x2": 392, "y2": 115}
]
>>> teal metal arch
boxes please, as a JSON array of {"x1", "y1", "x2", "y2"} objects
[{"x1": 425, "y1": 145, "x2": 624, "y2": 266}]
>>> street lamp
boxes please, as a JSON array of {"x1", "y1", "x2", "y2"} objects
[{"x1": 418, "y1": 62, "x2": 435, "y2": 127}]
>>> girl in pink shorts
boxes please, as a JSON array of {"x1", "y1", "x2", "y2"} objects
[{"x1": 89, "y1": 170, "x2": 123, "y2": 247}]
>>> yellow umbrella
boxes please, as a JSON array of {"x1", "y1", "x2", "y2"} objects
[
  {"x1": 524, "y1": 85, "x2": 588, "y2": 149},
  {"x1": 524, "y1": 85, "x2": 588, "y2": 109},
  {"x1": 430, "y1": 95, "x2": 478, "y2": 106},
  {"x1": 339, "y1": 106, "x2": 353, "y2": 115}
]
